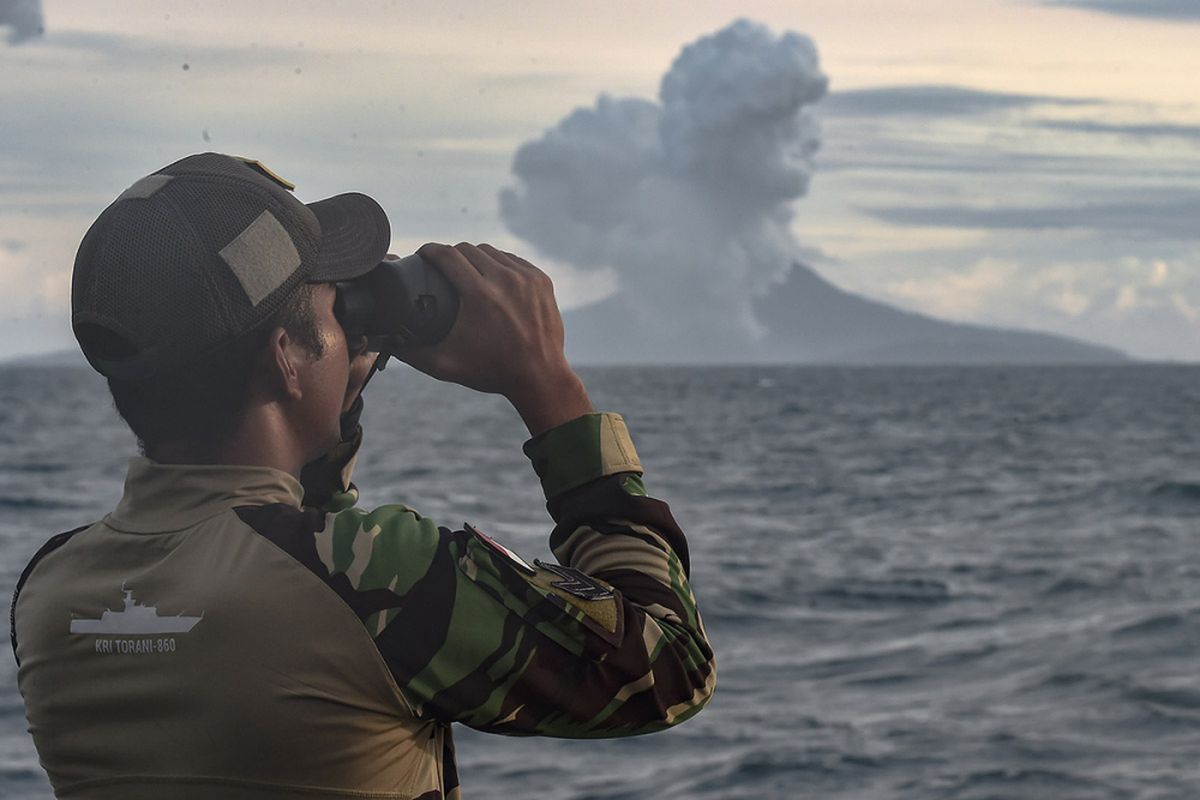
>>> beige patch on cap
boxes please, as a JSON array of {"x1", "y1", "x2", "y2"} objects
[
  {"x1": 232, "y1": 156, "x2": 296, "y2": 190},
  {"x1": 219, "y1": 210, "x2": 301, "y2": 306},
  {"x1": 115, "y1": 174, "x2": 173, "y2": 202}
]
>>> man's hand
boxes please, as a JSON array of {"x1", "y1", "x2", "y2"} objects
[{"x1": 395, "y1": 243, "x2": 592, "y2": 437}]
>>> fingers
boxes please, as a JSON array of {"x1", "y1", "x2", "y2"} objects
[
  {"x1": 490, "y1": 246, "x2": 530, "y2": 269},
  {"x1": 418, "y1": 242, "x2": 553, "y2": 309},
  {"x1": 476, "y1": 243, "x2": 522, "y2": 271},
  {"x1": 478, "y1": 243, "x2": 546, "y2": 278},
  {"x1": 421, "y1": 241, "x2": 547, "y2": 279},
  {"x1": 454, "y1": 242, "x2": 514, "y2": 276},
  {"x1": 389, "y1": 243, "x2": 569, "y2": 399},
  {"x1": 417, "y1": 242, "x2": 489, "y2": 294},
  {"x1": 420, "y1": 241, "x2": 509, "y2": 277},
  {"x1": 480, "y1": 243, "x2": 554, "y2": 292}
]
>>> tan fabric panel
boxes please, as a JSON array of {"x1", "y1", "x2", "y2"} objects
[{"x1": 15, "y1": 512, "x2": 444, "y2": 799}]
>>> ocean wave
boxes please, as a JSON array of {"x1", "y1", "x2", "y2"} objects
[
  {"x1": 1111, "y1": 609, "x2": 1198, "y2": 638},
  {"x1": 0, "y1": 766, "x2": 47, "y2": 785},
  {"x1": 807, "y1": 577, "x2": 953, "y2": 607},
  {"x1": 1146, "y1": 480, "x2": 1200, "y2": 502},
  {"x1": 927, "y1": 767, "x2": 1111, "y2": 797},
  {"x1": 0, "y1": 496, "x2": 86, "y2": 511},
  {"x1": 1033, "y1": 670, "x2": 1098, "y2": 690},
  {"x1": 1125, "y1": 682, "x2": 1200, "y2": 714},
  {"x1": 0, "y1": 462, "x2": 67, "y2": 474},
  {"x1": 1039, "y1": 575, "x2": 1105, "y2": 596},
  {"x1": 795, "y1": 645, "x2": 925, "y2": 680},
  {"x1": 689, "y1": 744, "x2": 891, "y2": 796},
  {"x1": 924, "y1": 641, "x2": 1001, "y2": 668}
]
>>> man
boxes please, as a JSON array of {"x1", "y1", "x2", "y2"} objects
[{"x1": 10, "y1": 153, "x2": 715, "y2": 799}]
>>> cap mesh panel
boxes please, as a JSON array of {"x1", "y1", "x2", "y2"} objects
[
  {"x1": 72, "y1": 152, "x2": 325, "y2": 377},
  {"x1": 86, "y1": 197, "x2": 206, "y2": 369}
]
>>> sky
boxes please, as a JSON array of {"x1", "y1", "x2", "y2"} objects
[{"x1": 1, "y1": 0, "x2": 1198, "y2": 361}]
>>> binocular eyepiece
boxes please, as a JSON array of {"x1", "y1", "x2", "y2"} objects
[{"x1": 333, "y1": 255, "x2": 460, "y2": 362}]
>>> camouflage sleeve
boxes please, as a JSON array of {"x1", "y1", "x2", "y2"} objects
[{"x1": 319, "y1": 412, "x2": 716, "y2": 738}]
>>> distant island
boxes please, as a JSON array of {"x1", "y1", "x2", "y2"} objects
[
  {"x1": 3, "y1": 349, "x2": 91, "y2": 368},
  {"x1": 6, "y1": 265, "x2": 1127, "y2": 368},
  {"x1": 565, "y1": 262, "x2": 1127, "y2": 365}
]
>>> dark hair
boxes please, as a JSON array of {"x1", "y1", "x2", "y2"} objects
[{"x1": 107, "y1": 284, "x2": 325, "y2": 457}]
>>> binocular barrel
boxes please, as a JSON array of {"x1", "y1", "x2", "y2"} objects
[{"x1": 334, "y1": 254, "x2": 460, "y2": 351}]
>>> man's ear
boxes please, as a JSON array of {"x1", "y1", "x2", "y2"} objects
[{"x1": 258, "y1": 326, "x2": 306, "y2": 402}]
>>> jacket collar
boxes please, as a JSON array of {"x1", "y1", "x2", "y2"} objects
[{"x1": 105, "y1": 456, "x2": 304, "y2": 534}]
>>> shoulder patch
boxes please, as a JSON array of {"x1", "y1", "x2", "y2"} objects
[
  {"x1": 529, "y1": 560, "x2": 623, "y2": 643},
  {"x1": 534, "y1": 559, "x2": 614, "y2": 601},
  {"x1": 465, "y1": 523, "x2": 535, "y2": 575},
  {"x1": 460, "y1": 524, "x2": 624, "y2": 646}
]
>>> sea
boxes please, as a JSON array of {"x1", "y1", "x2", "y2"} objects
[{"x1": 2, "y1": 363, "x2": 1198, "y2": 800}]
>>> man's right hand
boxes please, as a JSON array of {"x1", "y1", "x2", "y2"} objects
[{"x1": 394, "y1": 243, "x2": 593, "y2": 437}]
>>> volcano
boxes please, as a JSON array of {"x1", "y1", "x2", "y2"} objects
[{"x1": 563, "y1": 262, "x2": 1127, "y2": 365}]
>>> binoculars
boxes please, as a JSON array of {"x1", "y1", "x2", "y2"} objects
[{"x1": 333, "y1": 255, "x2": 460, "y2": 364}]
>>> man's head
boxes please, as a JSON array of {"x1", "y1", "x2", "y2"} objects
[
  {"x1": 105, "y1": 283, "x2": 325, "y2": 459},
  {"x1": 72, "y1": 153, "x2": 389, "y2": 462}
]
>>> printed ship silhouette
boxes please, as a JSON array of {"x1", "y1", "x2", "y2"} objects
[{"x1": 69, "y1": 588, "x2": 203, "y2": 635}]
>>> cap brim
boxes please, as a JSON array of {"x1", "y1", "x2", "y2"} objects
[{"x1": 306, "y1": 192, "x2": 391, "y2": 282}]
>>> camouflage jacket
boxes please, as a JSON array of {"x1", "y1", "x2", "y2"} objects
[{"x1": 12, "y1": 412, "x2": 716, "y2": 799}]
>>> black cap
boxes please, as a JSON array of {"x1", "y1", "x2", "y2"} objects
[{"x1": 71, "y1": 152, "x2": 390, "y2": 379}]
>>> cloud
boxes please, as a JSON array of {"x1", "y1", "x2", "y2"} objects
[
  {"x1": 883, "y1": 254, "x2": 1200, "y2": 329},
  {"x1": 30, "y1": 29, "x2": 324, "y2": 72},
  {"x1": 1028, "y1": 265, "x2": 1097, "y2": 317},
  {"x1": 861, "y1": 193, "x2": 1200, "y2": 240},
  {"x1": 0, "y1": 230, "x2": 72, "y2": 319},
  {"x1": 885, "y1": 258, "x2": 1019, "y2": 319},
  {"x1": 500, "y1": 19, "x2": 828, "y2": 356},
  {"x1": 1150, "y1": 259, "x2": 1170, "y2": 286},
  {"x1": 818, "y1": 84, "x2": 1091, "y2": 117},
  {"x1": 0, "y1": 0, "x2": 42, "y2": 44},
  {"x1": 1171, "y1": 293, "x2": 1200, "y2": 322},
  {"x1": 1043, "y1": 0, "x2": 1200, "y2": 21},
  {"x1": 1033, "y1": 119, "x2": 1200, "y2": 142}
]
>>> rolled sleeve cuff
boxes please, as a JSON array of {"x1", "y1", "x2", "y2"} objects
[{"x1": 523, "y1": 412, "x2": 643, "y2": 500}]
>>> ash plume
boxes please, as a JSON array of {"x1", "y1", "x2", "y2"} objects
[
  {"x1": 0, "y1": 0, "x2": 43, "y2": 44},
  {"x1": 500, "y1": 19, "x2": 827, "y2": 357}
]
